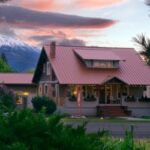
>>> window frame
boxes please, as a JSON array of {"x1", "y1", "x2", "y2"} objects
[{"x1": 47, "y1": 62, "x2": 51, "y2": 75}]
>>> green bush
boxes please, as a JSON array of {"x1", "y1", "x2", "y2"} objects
[
  {"x1": 0, "y1": 85, "x2": 16, "y2": 112},
  {"x1": 0, "y1": 109, "x2": 146, "y2": 150},
  {"x1": 31, "y1": 96, "x2": 56, "y2": 114}
]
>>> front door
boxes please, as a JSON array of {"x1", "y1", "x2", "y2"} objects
[
  {"x1": 99, "y1": 87, "x2": 105, "y2": 104},
  {"x1": 99, "y1": 84, "x2": 122, "y2": 104},
  {"x1": 106, "y1": 85, "x2": 111, "y2": 104}
]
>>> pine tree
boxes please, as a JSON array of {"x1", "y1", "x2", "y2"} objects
[
  {"x1": 0, "y1": 56, "x2": 13, "y2": 72},
  {"x1": 1, "y1": 53, "x2": 7, "y2": 64}
]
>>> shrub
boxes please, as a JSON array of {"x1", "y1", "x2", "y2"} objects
[
  {"x1": 32, "y1": 96, "x2": 56, "y2": 114},
  {"x1": 0, "y1": 109, "x2": 146, "y2": 150},
  {"x1": 0, "y1": 85, "x2": 16, "y2": 112}
]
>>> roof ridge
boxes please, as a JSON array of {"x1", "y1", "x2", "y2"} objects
[{"x1": 44, "y1": 44, "x2": 134, "y2": 49}]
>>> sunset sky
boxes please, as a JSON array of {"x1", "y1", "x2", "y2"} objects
[{"x1": 0, "y1": 0, "x2": 150, "y2": 48}]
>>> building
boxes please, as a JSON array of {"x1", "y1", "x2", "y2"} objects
[
  {"x1": 33, "y1": 42, "x2": 150, "y2": 117},
  {"x1": 0, "y1": 73, "x2": 37, "y2": 108}
]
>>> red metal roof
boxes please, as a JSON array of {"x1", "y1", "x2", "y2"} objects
[
  {"x1": 44, "y1": 45, "x2": 150, "y2": 85},
  {"x1": 0, "y1": 73, "x2": 33, "y2": 85},
  {"x1": 74, "y1": 49, "x2": 121, "y2": 60}
]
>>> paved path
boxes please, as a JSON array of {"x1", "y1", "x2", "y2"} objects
[{"x1": 66, "y1": 122, "x2": 150, "y2": 139}]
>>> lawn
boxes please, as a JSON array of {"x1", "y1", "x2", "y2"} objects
[
  {"x1": 62, "y1": 116, "x2": 150, "y2": 123},
  {"x1": 139, "y1": 140, "x2": 150, "y2": 150}
]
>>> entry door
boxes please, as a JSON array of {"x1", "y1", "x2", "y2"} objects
[
  {"x1": 106, "y1": 85, "x2": 112, "y2": 104},
  {"x1": 99, "y1": 88, "x2": 105, "y2": 104}
]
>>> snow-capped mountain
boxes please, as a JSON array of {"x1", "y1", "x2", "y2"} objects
[
  {"x1": 0, "y1": 35, "x2": 27, "y2": 47},
  {"x1": 0, "y1": 36, "x2": 40, "y2": 72}
]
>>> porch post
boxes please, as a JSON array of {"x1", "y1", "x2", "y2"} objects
[
  {"x1": 77, "y1": 85, "x2": 82, "y2": 116},
  {"x1": 55, "y1": 83, "x2": 60, "y2": 106},
  {"x1": 127, "y1": 86, "x2": 130, "y2": 95},
  {"x1": 116, "y1": 85, "x2": 118, "y2": 99},
  {"x1": 105, "y1": 84, "x2": 107, "y2": 104},
  {"x1": 57, "y1": 84, "x2": 60, "y2": 106}
]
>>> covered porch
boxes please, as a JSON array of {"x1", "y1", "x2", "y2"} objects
[
  {"x1": 65, "y1": 77, "x2": 146, "y2": 106},
  {"x1": 60, "y1": 77, "x2": 149, "y2": 116},
  {"x1": 61, "y1": 82, "x2": 150, "y2": 117}
]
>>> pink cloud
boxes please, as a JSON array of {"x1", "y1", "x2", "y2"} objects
[
  {"x1": 9, "y1": 0, "x2": 125, "y2": 11},
  {"x1": 74, "y1": 0, "x2": 125, "y2": 8},
  {"x1": 9, "y1": 0, "x2": 62, "y2": 11}
]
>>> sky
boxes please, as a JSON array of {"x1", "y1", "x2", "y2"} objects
[{"x1": 0, "y1": 0, "x2": 150, "y2": 49}]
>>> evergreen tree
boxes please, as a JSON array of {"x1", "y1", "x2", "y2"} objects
[
  {"x1": 0, "y1": 56, "x2": 13, "y2": 72},
  {"x1": 1, "y1": 53, "x2": 7, "y2": 64}
]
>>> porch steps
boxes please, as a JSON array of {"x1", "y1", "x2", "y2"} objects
[{"x1": 97, "y1": 106, "x2": 131, "y2": 117}]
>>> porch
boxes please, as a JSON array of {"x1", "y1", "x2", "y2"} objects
[
  {"x1": 65, "y1": 84, "x2": 145, "y2": 106},
  {"x1": 58, "y1": 81, "x2": 149, "y2": 117}
]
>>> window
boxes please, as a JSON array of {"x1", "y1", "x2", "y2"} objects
[
  {"x1": 85, "y1": 60, "x2": 93, "y2": 67},
  {"x1": 44, "y1": 84, "x2": 48, "y2": 95},
  {"x1": 93, "y1": 60, "x2": 101, "y2": 68},
  {"x1": 39, "y1": 84, "x2": 43, "y2": 95},
  {"x1": 85, "y1": 60, "x2": 119, "y2": 69},
  {"x1": 43, "y1": 63, "x2": 46, "y2": 73},
  {"x1": 47, "y1": 62, "x2": 51, "y2": 75},
  {"x1": 16, "y1": 96, "x2": 23, "y2": 104}
]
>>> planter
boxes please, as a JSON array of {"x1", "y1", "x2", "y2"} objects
[
  {"x1": 84, "y1": 95, "x2": 97, "y2": 102},
  {"x1": 68, "y1": 95, "x2": 77, "y2": 102},
  {"x1": 138, "y1": 97, "x2": 150, "y2": 102},
  {"x1": 124, "y1": 96, "x2": 136, "y2": 102}
]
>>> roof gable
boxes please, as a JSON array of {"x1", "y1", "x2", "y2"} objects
[{"x1": 32, "y1": 48, "x2": 48, "y2": 83}]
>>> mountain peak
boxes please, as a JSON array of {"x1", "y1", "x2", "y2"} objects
[
  {"x1": 0, "y1": 35, "x2": 28, "y2": 47},
  {"x1": 0, "y1": 35, "x2": 40, "y2": 72}
]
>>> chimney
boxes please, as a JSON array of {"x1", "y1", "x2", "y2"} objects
[{"x1": 50, "y1": 41, "x2": 56, "y2": 58}]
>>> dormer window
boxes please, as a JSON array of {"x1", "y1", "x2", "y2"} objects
[
  {"x1": 84, "y1": 60, "x2": 119, "y2": 68},
  {"x1": 74, "y1": 49, "x2": 121, "y2": 69}
]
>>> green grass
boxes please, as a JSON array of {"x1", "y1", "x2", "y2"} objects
[
  {"x1": 135, "y1": 139, "x2": 150, "y2": 150},
  {"x1": 62, "y1": 117, "x2": 150, "y2": 123}
]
